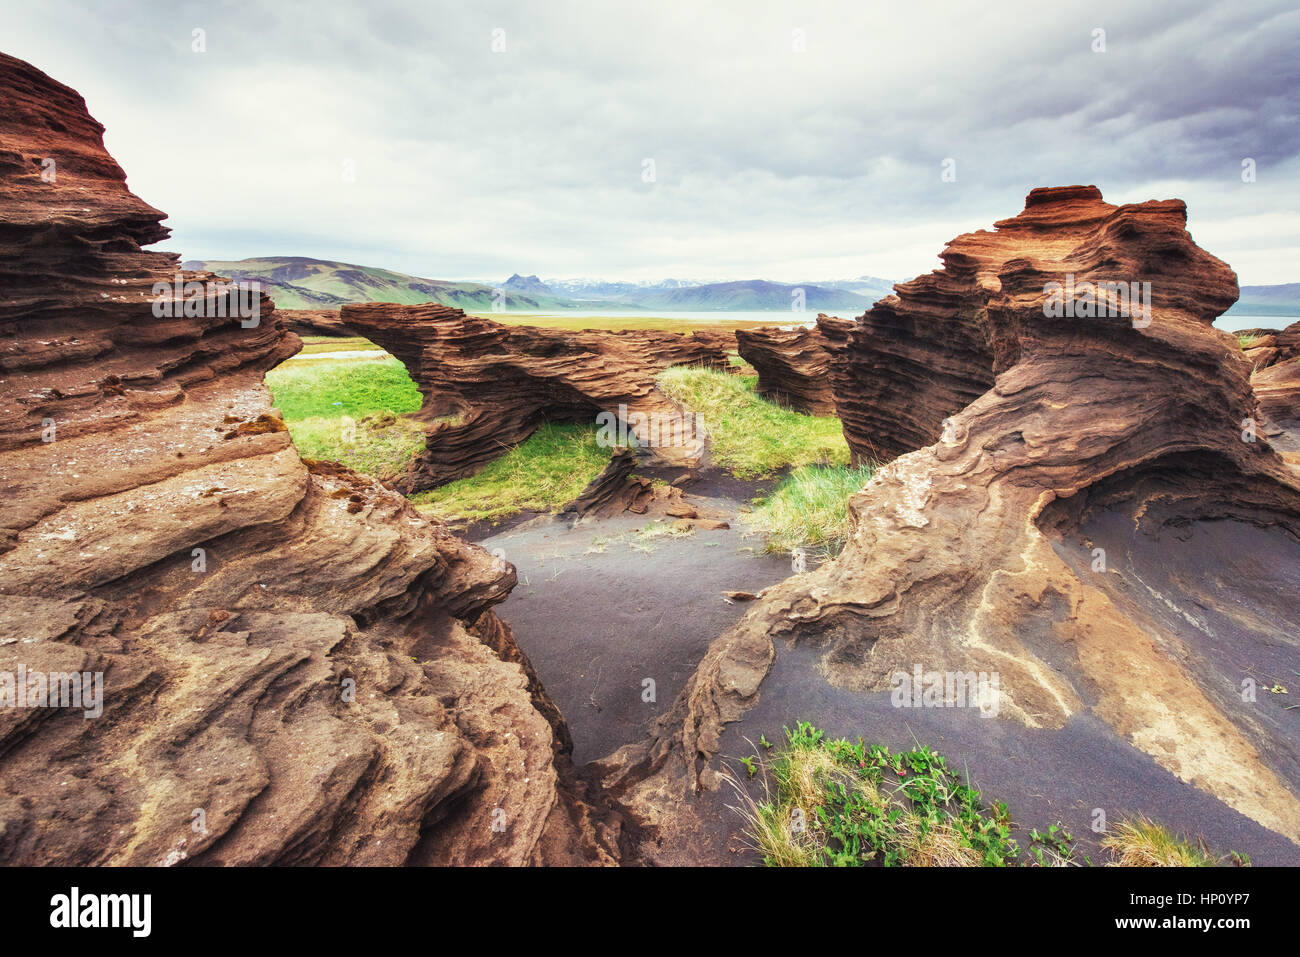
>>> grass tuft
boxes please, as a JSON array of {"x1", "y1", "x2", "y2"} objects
[
  {"x1": 656, "y1": 366, "x2": 849, "y2": 478},
  {"x1": 746, "y1": 463, "x2": 876, "y2": 557},
  {"x1": 1100, "y1": 815, "x2": 1222, "y2": 867},
  {"x1": 408, "y1": 422, "x2": 617, "y2": 525}
]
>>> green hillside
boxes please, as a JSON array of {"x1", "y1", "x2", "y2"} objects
[{"x1": 181, "y1": 257, "x2": 594, "y2": 311}]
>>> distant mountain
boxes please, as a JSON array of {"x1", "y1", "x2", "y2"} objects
[
  {"x1": 1225, "y1": 283, "x2": 1300, "y2": 318},
  {"x1": 815, "y1": 276, "x2": 897, "y2": 300},
  {"x1": 181, "y1": 257, "x2": 587, "y2": 311},
  {"x1": 502, "y1": 273, "x2": 553, "y2": 295},
  {"x1": 542, "y1": 277, "x2": 706, "y2": 301},
  {"x1": 635, "y1": 279, "x2": 875, "y2": 312},
  {"x1": 542, "y1": 276, "x2": 895, "y2": 311},
  {"x1": 182, "y1": 257, "x2": 897, "y2": 315}
]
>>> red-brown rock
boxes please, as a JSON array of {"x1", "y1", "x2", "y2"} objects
[
  {"x1": 342, "y1": 302, "x2": 735, "y2": 490},
  {"x1": 0, "y1": 52, "x2": 628, "y2": 866},
  {"x1": 599, "y1": 186, "x2": 1300, "y2": 858},
  {"x1": 734, "y1": 322, "x2": 838, "y2": 415},
  {"x1": 276, "y1": 308, "x2": 357, "y2": 337}
]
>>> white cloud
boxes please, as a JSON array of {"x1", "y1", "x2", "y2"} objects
[{"x1": 2, "y1": 0, "x2": 1296, "y2": 283}]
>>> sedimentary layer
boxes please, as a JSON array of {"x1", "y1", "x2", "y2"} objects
[
  {"x1": 734, "y1": 322, "x2": 838, "y2": 415},
  {"x1": 342, "y1": 302, "x2": 734, "y2": 490},
  {"x1": 0, "y1": 52, "x2": 626, "y2": 866},
  {"x1": 599, "y1": 185, "x2": 1300, "y2": 856}
]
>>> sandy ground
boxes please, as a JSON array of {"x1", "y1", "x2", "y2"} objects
[
  {"x1": 478, "y1": 468, "x2": 1300, "y2": 866},
  {"x1": 479, "y1": 475, "x2": 793, "y2": 765},
  {"x1": 706, "y1": 643, "x2": 1300, "y2": 866}
]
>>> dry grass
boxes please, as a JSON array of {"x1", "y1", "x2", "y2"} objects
[
  {"x1": 1101, "y1": 815, "x2": 1220, "y2": 867},
  {"x1": 895, "y1": 812, "x2": 984, "y2": 867},
  {"x1": 726, "y1": 738, "x2": 876, "y2": 868}
]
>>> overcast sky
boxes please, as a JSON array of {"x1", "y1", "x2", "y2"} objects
[{"x1": 2, "y1": 0, "x2": 1297, "y2": 284}]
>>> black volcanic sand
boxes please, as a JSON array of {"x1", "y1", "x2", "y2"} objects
[
  {"x1": 480, "y1": 475, "x2": 795, "y2": 765},
  {"x1": 482, "y1": 467, "x2": 1300, "y2": 866},
  {"x1": 691, "y1": 511, "x2": 1300, "y2": 867},
  {"x1": 700, "y1": 642, "x2": 1300, "y2": 866}
]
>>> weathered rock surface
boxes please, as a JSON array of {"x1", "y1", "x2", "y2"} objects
[
  {"x1": 0, "y1": 52, "x2": 627, "y2": 866},
  {"x1": 598, "y1": 186, "x2": 1300, "y2": 858},
  {"x1": 342, "y1": 302, "x2": 735, "y2": 490},
  {"x1": 1253, "y1": 358, "x2": 1300, "y2": 425},
  {"x1": 734, "y1": 322, "x2": 839, "y2": 415},
  {"x1": 276, "y1": 308, "x2": 357, "y2": 338},
  {"x1": 561, "y1": 448, "x2": 730, "y2": 527}
]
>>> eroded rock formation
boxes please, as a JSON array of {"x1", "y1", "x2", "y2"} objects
[
  {"x1": 0, "y1": 52, "x2": 626, "y2": 866},
  {"x1": 734, "y1": 322, "x2": 838, "y2": 415},
  {"x1": 1254, "y1": 358, "x2": 1300, "y2": 426},
  {"x1": 599, "y1": 185, "x2": 1300, "y2": 857},
  {"x1": 276, "y1": 308, "x2": 357, "y2": 338},
  {"x1": 342, "y1": 302, "x2": 735, "y2": 490}
]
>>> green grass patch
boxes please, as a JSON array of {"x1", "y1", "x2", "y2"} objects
[
  {"x1": 656, "y1": 366, "x2": 849, "y2": 478},
  {"x1": 733, "y1": 723, "x2": 1049, "y2": 867},
  {"x1": 296, "y1": 335, "x2": 387, "y2": 355},
  {"x1": 266, "y1": 356, "x2": 422, "y2": 421},
  {"x1": 733, "y1": 723, "x2": 1247, "y2": 867},
  {"x1": 265, "y1": 355, "x2": 426, "y2": 479},
  {"x1": 288, "y1": 412, "x2": 427, "y2": 478},
  {"x1": 746, "y1": 463, "x2": 876, "y2": 557},
  {"x1": 408, "y1": 422, "x2": 617, "y2": 525}
]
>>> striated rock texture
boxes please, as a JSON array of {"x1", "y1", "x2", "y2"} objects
[
  {"x1": 0, "y1": 53, "x2": 627, "y2": 866},
  {"x1": 343, "y1": 302, "x2": 735, "y2": 490},
  {"x1": 1253, "y1": 358, "x2": 1300, "y2": 425},
  {"x1": 734, "y1": 321, "x2": 839, "y2": 415},
  {"x1": 1237, "y1": 320, "x2": 1300, "y2": 370},
  {"x1": 276, "y1": 308, "x2": 357, "y2": 338},
  {"x1": 599, "y1": 186, "x2": 1300, "y2": 856},
  {"x1": 1246, "y1": 322, "x2": 1300, "y2": 426}
]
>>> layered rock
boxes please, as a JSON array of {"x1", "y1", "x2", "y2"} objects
[
  {"x1": 276, "y1": 308, "x2": 357, "y2": 338},
  {"x1": 342, "y1": 302, "x2": 734, "y2": 490},
  {"x1": 599, "y1": 186, "x2": 1300, "y2": 855},
  {"x1": 0, "y1": 52, "x2": 626, "y2": 866},
  {"x1": 734, "y1": 322, "x2": 839, "y2": 415},
  {"x1": 1238, "y1": 321, "x2": 1300, "y2": 369},
  {"x1": 1253, "y1": 358, "x2": 1300, "y2": 425}
]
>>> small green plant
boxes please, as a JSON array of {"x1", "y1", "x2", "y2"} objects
[
  {"x1": 656, "y1": 366, "x2": 850, "y2": 478},
  {"x1": 1028, "y1": 823, "x2": 1078, "y2": 866},
  {"x1": 745, "y1": 463, "x2": 876, "y2": 557},
  {"x1": 730, "y1": 724, "x2": 1245, "y2": 868},
  {"x1": 409, "y1": 422, "x2": 620, "y2": 524}
]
